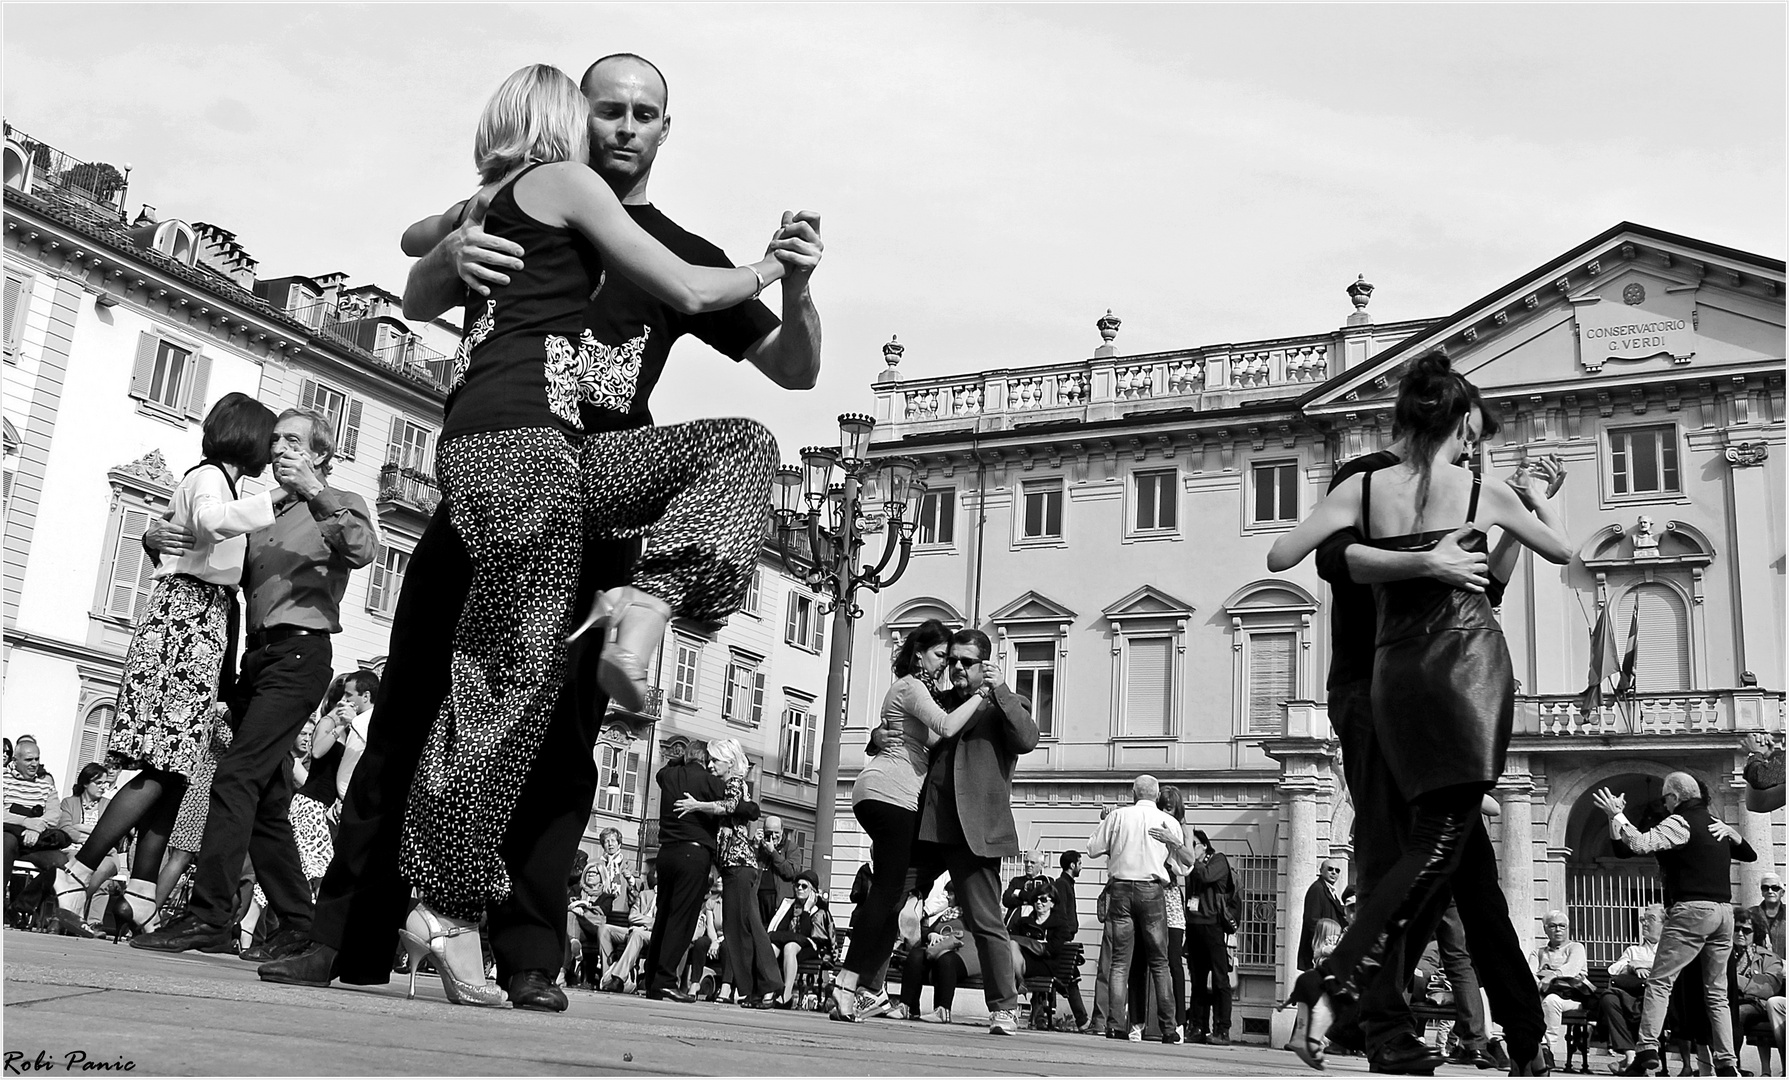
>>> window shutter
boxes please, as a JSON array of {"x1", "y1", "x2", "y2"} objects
[
  {"x1": 299, "y1": 378, "x2": 318, "y2": 413},
  {"x1": 1247, "y1": 632, "x2": 1297, "y2": 734},
  {"x1": 751, "y1": 671, "x2": 766, "y2": 726},
  {"x1": 79, "y1": 705, "x2": 116, "y2": 766},
  {"x1": 107, "y1": 508, "x2": 153, "y2": 621},
  {"x1": 367, "y1": 546, "x2": 388, "y2": 612},
  {"x1": 130, "y1": 333, "x2": 159, "y2": 399},
  {"x1": 340, "y1": 398, "x2": 363, "y2": 459},
  {"x1": 183, "y1": 350, "x2": 213, "y2": 420},
  {"x1": 1621, "y1": 585, "x2": 1690, "y2": 692},
  {"x1": 785, "y1": 595, "x2": 800, "y2": 643},
  {"x1": 3, "y1": 272, "x2": 26, "y2": 352},
  {"x1": 813, "y1": 608, "x2": 826, "y2": 652},
  {"x1": 1124, "y1": 637, "x2": 1173, "y2": 735},
  {"x1": 802, "y1": 711, "x2": 815, "y2": 778},
  {"x1": 385, "y1": 415, "x2": 404, "y2": 467},
  {"x1": 722, "y1": 663, "x2": 739, "y2": 719}
]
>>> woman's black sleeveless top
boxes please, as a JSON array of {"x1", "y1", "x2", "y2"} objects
[
  {"x1": 441, "y1": 162, "x2": 606, "y2": 442},
  {"x1": 1362, "y1": 472, "x2": 1515, "y2": 800}
]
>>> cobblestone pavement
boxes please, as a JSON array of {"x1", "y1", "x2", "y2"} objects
[{"x1": 4, "y1": 930, "x2": 1385, "y2": 1076}]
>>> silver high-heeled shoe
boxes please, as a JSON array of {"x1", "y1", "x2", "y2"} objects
[
  {"x1": 568, "y1": 587, "x2": 671, "y2": 713},
  {"x1": 398, "y1": 903, "x2": 506, "y2": 1008}
]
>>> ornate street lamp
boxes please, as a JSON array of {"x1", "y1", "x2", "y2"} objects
[{"x1": 775, "y1": 412, "x2": 924, "y2": 886}]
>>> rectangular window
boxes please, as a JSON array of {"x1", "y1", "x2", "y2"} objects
[
  {"x1": 742, "y1": 569, "x2": 762, "y2": 617},
  {"x1": 918, "y1": 487, "x2": 955, "y2": 545},
  {"x1": 385, "y1": 416, "x2": 434, "y2": 472},
  {"x1": 596, "y1": 744, "x2": 643, "y2": 816},
  {"x1": 104, "y1": 505, "x2": 158, "y2": 624},
  {"x1": 785, "y1": 593, "x2": 823, "y2": 652},
  {"x1": 722, "y1": 654, "x2": 767, "y2": 726},
  {"x1": 671, "y1": 636, "x2": 702, "y2": 705},
  {"x1": 1246, "y1": 632, "x2": 1297, "y2": 734},
  {"x1": 1134, "y1": 469, "x2": 1177, "y2": 531},
  {"x1": 299, "y1": 378, "x2": 363, "y2": 460},
  {"x1": 1123, "y1": 636, "x2": 1173, "y2": 736},
  {"x1": 1012, "y1": 641, "x2": 1056, "y2": 738},
  {"x1": 127, "y1": 332, "x2": 211, "y2": 421},
  {"x1": 785, "y1": 828, "x2": 812, "y2": 874},
  {"x1": 366, "y1": 544, "x2": 411, "y2": 617},
  {"x1": 1609, "y1": 425, "x2": 1680, "y2": 496},
  {"x1": 1021, "y1": 480, "x2": 1064, "y2": 540},
  {"x1": 4, "y1": 268, "x2": 33, "y2": 360},
  {"x1": 780, "y1": 702, "x2": 816, "y2": 780},
  {"x1": 1252, "y1": 462, "x2": 1298, "y2": 524}
]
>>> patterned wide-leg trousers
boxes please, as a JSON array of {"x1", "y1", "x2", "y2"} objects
[
  {"x1": 400, "y1": 428, "x2": 582, "y2": 919},
  {"x1": 581, "y1": 418, "x2": 777, "y2": 622}
]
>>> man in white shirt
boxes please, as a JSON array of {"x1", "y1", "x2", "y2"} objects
[
  {"x1": 1531, "y1": 910, "x2": 1591, "y2": 1063},
  {"x1": 1598, "y1": 904, "x2": 1665, "y2": 1073},
  {"x1": 1086, "y1": 775, "x2": 1185, "y2": 1045}
]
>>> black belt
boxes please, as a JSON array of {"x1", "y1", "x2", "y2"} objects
[
  {"x1": 247, "y1": 626, "x2": 325, "y2": 648},
  {"x1": 1109, "y1": 877, "x2": 1164, "y2": 885}
]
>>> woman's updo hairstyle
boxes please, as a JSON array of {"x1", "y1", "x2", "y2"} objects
[
  {"x1": 893, "y1": 618, "x2": 953, "y2": 678},
  {"x1": 1393, "y1": 351, "x2": 1474, "y2": 528}
]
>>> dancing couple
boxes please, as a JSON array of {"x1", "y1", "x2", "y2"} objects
[
  {"x1": 1269, "y1": 352, "x2": 1574, "y2": 1075},
  {"x1": 258, "y1": 52, "x2": 824, "y2": 1011}
]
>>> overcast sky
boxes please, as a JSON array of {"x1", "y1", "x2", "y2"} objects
[{"x1": 6, "y1": 4, "x2": 1784, "y2": 459}]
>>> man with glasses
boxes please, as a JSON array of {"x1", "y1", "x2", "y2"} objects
[
  {"x1": 1748, "y1": 873, "x2": 1784, "y2": 959},
  {"x1": 1299, "y1": 859, "x2": 1349, "y2": 971},
  {"x1": 913, "y1": 629, "x2": 1039, "y2": 1036}
]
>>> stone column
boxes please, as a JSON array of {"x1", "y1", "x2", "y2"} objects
[
  {"x1": 1723, "y1": 439, "x2": 1779, "y2": 684},
  {"x1": 1497, "y1": 755, "x2": 1539, "y2": 956},
  {"x1": 1733, "y1": 761, "x2": 1773, "y2": 905}
]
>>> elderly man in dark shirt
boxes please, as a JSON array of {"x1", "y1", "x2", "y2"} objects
[{"x1": 134, "y1": 409, "x2": 376, "y2": 956}]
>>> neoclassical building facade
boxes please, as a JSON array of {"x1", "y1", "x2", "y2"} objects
[{"x1": 833, "y1": 222, "x2": 1784, "y2": 1039}]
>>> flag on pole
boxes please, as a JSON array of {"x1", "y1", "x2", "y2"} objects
[
  {"x1": 1580, "y1": 604, "x2": 1621, "y2": 712},
  {"x1": 1613, "y1": 601, "x2": 1641, "y2": 697}
]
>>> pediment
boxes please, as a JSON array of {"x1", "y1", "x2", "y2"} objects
[
  {"x1": 886, "y1": 595, "x2": 966, "y2": 630},
  {"x1": 1223, "y1": 579, "x2": 1319, "y2": 613},
  {"x1": 1579, "y1": 518, "x2": 1716, "y2": 570},
  {"x1": 1101, "y1": 584, "x2": 1196, "y2": 620},
  {"x1": 986, "y1": 590, "x2": 1077, "y2": 626},
  {"x1": 1303, "y1": 222, "x2": 1784, "y2": 417}
]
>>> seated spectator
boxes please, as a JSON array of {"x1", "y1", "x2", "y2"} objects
[
  {"x1": 1730, "y1": 911, "x2": 1784, "y2": 1056},
  {"x1": 1749, "y1": 872, "x2": 1785, "y2": 960},
  {"x1": 1009, "y1": 891, "x2": 1056, "y2": 1027},
  {"x1": 685, "y1": 874, "x2": 724, "y2": 998},
  {"x1": 51, "y1": 764, "x2": 122, "y2": 925},
  {"x1": 1531, "y1": 909, "x2": 1592, "y2": 1064},
  {"x1": 600, "y1": 863, "x2": 656, "y2": 993},
  {"x1": 4, "y1": 736, "x2": 69, "y2": 923},
  {"x1": 566, "y1": 861, "x2": 605, "y2": 988},
  {"x1": 1003, "y1": 853, "x2": 1051, "y2": 930},
  {"x1": 765, "y1": 870, "x2": 835, "y2": 1008},
  {"x1": 590, "y1": 827, "x2": 637, "y2": 924},
  {"x1": 895, "y1": 882, "x2": 977, "y2": 1024},
  {"x1": 1598, "y1": 904, "x2": 1664, "y2": 1073}
]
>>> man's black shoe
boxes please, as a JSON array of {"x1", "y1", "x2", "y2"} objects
[
  {"x1": 129, "y1": 912, "x2": 233, "y2": 954},
  {"x1": 1208, "y1": 1032, "x2": 1232, "y2": 1046},
  {"x1": 1369, "y1": 1034, "x2": 1445, "y2": 1075},
  {"x1": 241, "y1": 927, "x2": 312, "y2": 964},
  {"x1": 1486, "y1": 1039, "x2": 1512, "y2": 1071},
  {"x1": 1617, "y1": 1050, "x2": 1662, "y2": 1076},
  {"x1": 508, "y1": 971, "x2": 568, "y2": 1013},
  {"x1": 258, "y1": 942, "x2": 338, "y2": 987},
  {"x1": 1185, "y1": 1027, "x2": 1208, "y2": 1044},
  {"x1": 645, "y1": 988, "x2": 695, "y2": 1003}
]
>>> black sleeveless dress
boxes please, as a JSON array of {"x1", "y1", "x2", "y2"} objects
[{"x1": 1362, "y1": 473, "x2": 1514, "y2": 800}]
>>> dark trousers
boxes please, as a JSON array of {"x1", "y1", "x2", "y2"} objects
[
  {"x1": 1052, "y1": 932, "x2": 1090, "y2": 1027},
  {"x1": 901, "y1": 947, "x2": 969, "y2": 1012},
  {"x1": 1321, "y1": 784, "x2": 1545, "y2": 1063},
  {"x1": 310, "y1": 504, "x2": 628, "y2": 984},
  {"x1": 914, "y1": 840, "x2": 1021, "y2": 1011},
  {"x1": 721, "y1": 864, "x2": 780, "y2": 996},
  {"x1": 188, "y1": 635, "x2": 331, "y2": 931},
  {"x1": 1600, "y1": 987, "x2": 1643, "y2": 1052},
  {"x1": 1131, "y1": 925, "x2": 1185, "y2": 1030},
  {"x1": 1436, "y1": 902, "x2": 1489, "y2": 1049},
  {"x1": 1107, "y1": 880, "x2": 1175, "y2": 1036},
  {"x1": 1186, "y1": 920, "x2": 1233, "y2": 1036},
  {"x1": 841, "y1": 799, "x2": 917, "y2": 982},
  {"x1": 647, "y1": 842, "x2": 712, "y2": 995}
]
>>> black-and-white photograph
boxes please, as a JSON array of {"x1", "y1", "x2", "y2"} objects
[{"x1": 3, "y1": 5, "x2": 1783, "y2": 1076}]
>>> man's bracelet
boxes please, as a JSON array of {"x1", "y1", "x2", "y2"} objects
[{"x1": 746, "y1": 264, "x2": 767, "y2": 300}]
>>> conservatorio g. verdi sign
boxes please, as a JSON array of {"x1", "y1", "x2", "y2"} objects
[{"x1": 1573, "y1": 279, "x2": 1696, "y2": 373}]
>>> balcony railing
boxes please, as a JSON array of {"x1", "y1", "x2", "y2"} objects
[
  {"x1": 376, "y1": 461, "x2": 441, "y2": 516},
  {"x1": 607, "y1": 686, "x2": 664, "y2": 720},
  {"x1": 4, "y1": 121, "x2": 128, "y2": 219},
  {"x1": 1514, "y1": 689, "x2": 1784, "y2": 739},
  {"x1": 288, "y1": 299, "x2": 454, "y2": 394}
]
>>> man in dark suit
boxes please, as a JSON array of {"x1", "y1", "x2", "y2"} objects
[
  {"x1": 913, "y1": 628, "x2": 1039, "y2": 1037},
  {"x1": 755, "y1": 814, "x2": 798, "y2": 927},
  {"x1": 1298, "y1": 858, "x2": 1349, "y2": 971}
]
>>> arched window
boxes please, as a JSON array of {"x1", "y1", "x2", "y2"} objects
[
  {"x1": 1617, "y1": 583, "x2": 1690, "y2": 692},
  {"x1": 78, "y1": 702, "x2": 118, "y2": 768}
]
